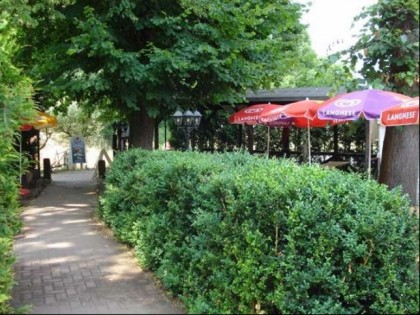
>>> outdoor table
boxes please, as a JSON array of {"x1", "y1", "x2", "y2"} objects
[{"x1": 320, "y1": 161, "x2": 351, "y2": 170}]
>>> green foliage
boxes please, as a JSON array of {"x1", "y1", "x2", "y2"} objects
[
  {"x1": 0, "y1": 2, "x2": 36, "y2": 313},
  {"x1": 47, "y1": 102, "x2": 113, "y2": 148},
  {"x1": 355, "y1": 0, "x2": 418, "y2": 94},
  {"x1": 334, "y1": 0, "x2": 419, "y2": 95},
  {"x1": 99, "y1": 149, "x2": 419, "y2": 314},
  {"x1": 15, "y1": 0, "x2": 307, "y2": 120},
  {"x1": 0, "y1": 238, "x2": 17, "y2": 314},
  {"x1": 320, "y1": 0, "x2": 419, "y2": 96},
  {"x1": 15, "y1": 0, "x2": 354, "y2": 151},
  {"x1": 337, "y1": 0, "x2": 419, "y2": 205}
]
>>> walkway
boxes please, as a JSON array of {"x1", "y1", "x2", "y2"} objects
[{"x1": 12, "y1": 170, "x2": 185, "y2": 314}]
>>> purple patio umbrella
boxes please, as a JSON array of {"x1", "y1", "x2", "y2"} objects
[
  {"x1": 317, "y1": 89, "x2": 411, "y2": 121},
  {"x1": 316, "y1": 88, "x2": 411, "y2": 176}
]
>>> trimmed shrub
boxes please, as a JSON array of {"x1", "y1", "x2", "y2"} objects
[
  {"x1": 0, "y1": 57, "x2": 35, "y2": 313},
  {"x1": 0, "y1": 157, "x2": 21, "y2": 292},
  {"x1": 0, "y1": 116, "x2": 33, "y2": 314},
  {"x1": 99, "y1": 149, "x2": 419, "y2": 314}
]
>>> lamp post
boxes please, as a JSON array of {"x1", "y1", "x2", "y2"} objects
[
  {"x1": 112, "y1": 121, "x2": 129, "y2": 155},
  {"x1": 172, "y1": 109, "x2": 202, "y2": 150}
]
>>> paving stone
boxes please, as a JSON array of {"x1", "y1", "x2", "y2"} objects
[
  {"x1": 43, "y1": 284, "x2": 53, "y2": 293},
  {"x1": 45, "y1": 296, "x2": 56, "y2": 305}
]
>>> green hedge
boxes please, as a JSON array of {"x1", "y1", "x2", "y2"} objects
[
  {"x1": 99, "y1": 149, "x2": 419, "y2": 314},
  {"x1": 0, "y1": 130, "x2": 32, "y2": 315},
  {"x1": 0, "y1": 127, "x2": 30, "y2": 314},
  {"x1": 0, "y1": 51, "x2": 35, "y2": 312}
]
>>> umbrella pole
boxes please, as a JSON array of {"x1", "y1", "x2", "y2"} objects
[
  {"x1": 365, "y1": 120, "x2": 372, "y2": 178},
  {"x1": 307, "y1": 120, "x2": 311, "y2": 165},
  {"x1": 19, "y1": 134, "x2": 22, "y2": 185},
  {"x1": 366, "y1": 86, "x2": 373, "y2": 178},
  {"x1": 267, "y1": 126, "x2": 270, "y2": 158}
]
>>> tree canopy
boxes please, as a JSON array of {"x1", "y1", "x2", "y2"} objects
[
  {"x1": 348, "y1": 0, "x2": 419, "y2": 95},
  {"x1": 336, "y1": 0, "x2": 419, "y2": 204},
  {"x1": 14, "y1": 0, "x2": 313, "y2": 147}
]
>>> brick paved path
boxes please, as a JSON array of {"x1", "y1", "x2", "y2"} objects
[{"x1": 12, "y1": 170, "x2": 185, "y2": 314}]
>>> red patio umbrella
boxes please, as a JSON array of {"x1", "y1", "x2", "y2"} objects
[
  {"x1": 260, "y1": 99, "x2": 347, "y2": 164},
  {"x1": 228, "y1": 103, "x2": 282, "y2": 125},
  {"x1": 380, "y1": 97, "x2": 419, "y2": 126},
  {"x1": 229, "y1": 103, "x2": 283, "y2": 156}
]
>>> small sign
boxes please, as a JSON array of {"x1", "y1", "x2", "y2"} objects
[{"x1": 70, "y1": 136, "x2": 86, "y2": 164}]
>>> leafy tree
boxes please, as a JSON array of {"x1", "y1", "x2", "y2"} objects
[
  {"x1": 343, "y1": 0, "x2": 419, "y2": 204},
  {"x1": 45, "y1": 102, "x2": 113, "y2": 148},
  {"x1": 15, "y1": 0, "x2": 307, "y2": 149}
]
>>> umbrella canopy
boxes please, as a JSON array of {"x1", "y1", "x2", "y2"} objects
[
  {"x1": 260, "y1": 99, "x2": 347, "y2": 164},
  {"x1": 19, "y1": 111, "x2": 58, "y2": 185},
  {"x1": 33, "y1": 112, "x2": 58, "y2": 129},
  {"x1": 316, "y1": 89, "x2": 411, "y2": 177},
  {"x1": 228, "y1": 103, "x2": 283, "y2": 157},
  {"x1": 20, "y1": 111, "x2": 58, "y2": 131},
  {"x1": 317, "y1": 89, "x2": 411, "y2": 121},
  {"x1": 380, "y1": 97, "x2": 419, "y2": 126},
  {"x1": 260, "y1": 99, "x2": 330, "y2": 126},
  {"x1": 229, "y1": 103, "x2": 281, "y2": 125}
]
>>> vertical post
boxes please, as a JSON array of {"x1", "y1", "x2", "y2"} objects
[
  {"x1": 19, "y1": 135, "x2": 22, "y2": 185},
  {"x1": 333, "y1": 125, "x2": 339, "y2": 159},
  {"x1": 376, "y1": 124, "x2": 386, "y2": 179},
  {"x1": 238, "y1": 124, "x2": 243, "y2": 149},
  {"x1": 112, "y1": 131, "x2": 117, "y2": 158},
  {"x1": 164, "y1": 120, "x2": 167, "y2": 150},
  {"x1": 154, "y1": 121, "x2": 159, "y2": 150},
  {"x1": 281, "y1": 127, "x2": 290, "y2": 156},
  {"x1": 307, "y1": 120, "x2": 311, "y2": 165},
  {"x1": 98, "y1": 159, "x2": 106, "y2": 179},
  {"x1": 185, "y1": 128, "x2": 192, "y2": 151},
  {"x1": 36, "y1": 130, "x2": 41, "y2": 173},
  {"x1": 365, "y1": 85, "x2": 373, "y2": 178},
  {"x1": 117, "y1": 127, "x2": 122, "y2": 151},
  {"x1": 43, "y1": 158, "x2": 51, "y2": 180},
  {"x1": 365, "y1": 120, "x2": 372, "y2": 178},
  {"x1": 246, "y1": 125, "x2": 254, "y2": 154}
]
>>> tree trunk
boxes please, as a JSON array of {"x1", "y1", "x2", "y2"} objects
[
  {"x1": 154, "y1": 121, "x2": 159, "y2": 150},
  {"x1": 379, "y1": 125, "x2": 419, "y2": 205},
  {"x1": 128, "y1": 108, "x2": 155, "y2": 150}
]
